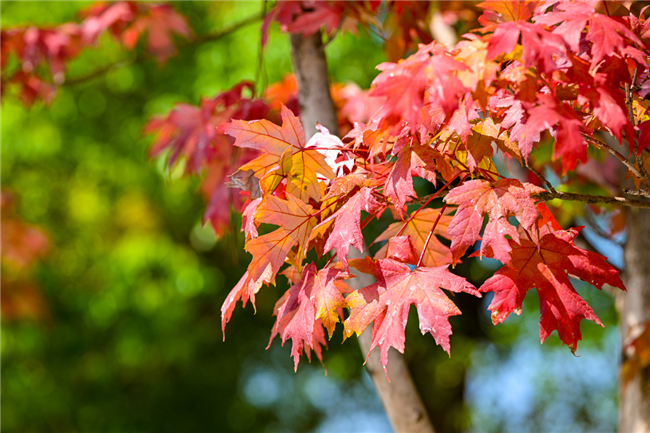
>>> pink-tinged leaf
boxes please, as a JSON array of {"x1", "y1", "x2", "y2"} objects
[
  {"x1": 479, "y1": 228, "x2": 625, "y2": 352},
  {"x1": 344, "y1": 257, "x2": 479, "y2": 376},
  {"x1": 448, "y1": 95, "x2": 475, "y2": 143},
  {"x1": 269, "y1": 263, "x2": 351, "y2": 369},
  {"x1": 486, "y1": 21, "x2": 521, "y2": 60},
  {"x1": 533, "y1": 1, "x2": 642, "y2": 67},
  {"x1": 479, "y1": 216, "x2": 520, "y2": 263},
  {"x1": 487, "y1": 22, "x2": 565, "y2": 74},
  {"x1": 80, "y1": 1, "x2": 135, "y2": 44},
  {"x1": 382, "y1": 235, "x2": 419, "y2": 265},
  {"x1": 384, "y1": 145, "x2": 415, "y2": 218},
  {"x1": 221, "y1": 268, "x2": 271, "y2": 335},
  {"x1": 498, "y1": 97, "x2": 540, "y2": 161},
  {"x1": 444, "y1": 179, "x2": 545, "y2": 264},
  {"x1": 410, "y1": 143, "x2": 442, "y2": 185},
  {"x1": 311, "y1": 187, "x2": 381, "y2": 268},
  {"x1": 525, "y1": 94, "x2": 588, "y2": 173},
  {"x1": 285, "y1": 2, "x2": 342, "y2": 36},
  {"x1": 241, "y1": 197, "x2": 262, "y2": 240},
  {"x1": 374, "y1": 208, "x2": 453, "y2": 267},
  {"x1": 371, "y1": 43, "x2": 468, "y2": 132}
]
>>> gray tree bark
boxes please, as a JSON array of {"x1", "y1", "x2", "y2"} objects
[
  {"x1": 288, "y1": 31, "x2": 435, "y2": 433},
  {"x1": 618, "y1": 207, "x2": 650, "y2": 433}
]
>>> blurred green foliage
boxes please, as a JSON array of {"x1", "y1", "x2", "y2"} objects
[{"x1": 1, "y1": 2, "x2": 620, "y2": 433}]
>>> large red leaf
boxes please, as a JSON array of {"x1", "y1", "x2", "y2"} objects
[
  {"x1": 525, "y1": 94, "x2": 588, "y2": 173},
  {"x1": 370, "y1": 42, "x2": 468, "y2": 133},
  {"x1": 344, "y1": 257, "x2": 479, "y2": 375},
  {"x1": 444, "y1": 179, "x2": 545, "y2": 264},
  {"x1": 310, "y1": 187, "x2": 381, "y2": 268},
  {"x1": 533, "y1": 1, "x2": 642, "y2": 67},
  {"x1": 221, "y1": 193, "x2": 317, "y2": 333},
  {"x1": 479, "y1": 228, "x2": 625, "y2": 352},
  {"x1": 268, "y1": 263, "x2": 350, "y2": 369}
]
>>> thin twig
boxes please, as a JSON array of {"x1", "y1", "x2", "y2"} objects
[
  {"x1": 410, "y1": 189, "x2": 449, "y2": 205},
  {"x1": 534, "y1": 190, "x2": 650, "y2": 209},
  {"x1": 64, "y1": 13, "x2": 261, "y2": 87},
  {"x1": 398, "y1": 173, "x2": 462, "y2": 236},
  {"x1": 525, "y1": 163, "x2": 556, "y2": 194},
  {"x1": 416, "y1": 203, "x2": 447, "y2": 267},
  {"x1": 585, "y1": 134, "x2": 646, "y2": 181}
]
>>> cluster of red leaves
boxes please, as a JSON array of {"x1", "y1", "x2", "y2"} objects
[
  {"x1": 1, "y1": 191, "x2": 51, "y2": 322},
  {"x1": 262, "y1": 0, "x2": 446, "y2": 61},
  {"x1": 218, "y1": 0, "x2": 650, "y2": 374},
  {"x1": 1, "y1": 1, "x2": 191, "y2": 105},
  {"x1": 145, "y1": 82, "x2": 269, "y2": 236},
  {"x1": 144, "y1": 75, "x2": 382, "y2": 236}
]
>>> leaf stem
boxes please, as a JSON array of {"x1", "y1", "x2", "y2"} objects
[
  {"x1": 396, "y1": 172, "x2": 463, "y2": 237},
  {"x1": 524, "y1": 163, "x2": 557, "y2": 194},
  {"x1": 416, "y1": 203, "x2": 447, "y2": 267},
  {"x1": 584, "y1": 134, "x2": 643, "y2": 179}
]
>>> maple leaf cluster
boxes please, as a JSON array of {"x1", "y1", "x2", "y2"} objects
[
  {"x1": 1, "y1": 1, "x2": 191, "y2": 105},
  {"x1": 215, "y1": 0, "x2": 649, "y2": 374},
  {"x1": 144, "y1": 75, "x2": 380, "y2": 236},
  {"x1": 5, "y1": 0, "x2": 644, "y2": 375},
  {"x1": 262, "y1": 0, "x2": 482, "y2": 61}
]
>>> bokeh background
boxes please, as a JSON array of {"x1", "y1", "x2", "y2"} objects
[{"x1": 1, "y1": 2, "x2": 621, "y2": 433}]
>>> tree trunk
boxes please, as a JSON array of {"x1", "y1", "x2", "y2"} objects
[
  {"x1": 289, "y1": 32, "x2": 338, "y2": 138},
  {"x1": 288, "y1": 31, "x2": 435, "y2": 433},
  {"x1": 618, "y1": 207, "x2": 650, "y2": 433},
  {"x1": 355, "y1": 264, "x2": 436, "y2": 433}
]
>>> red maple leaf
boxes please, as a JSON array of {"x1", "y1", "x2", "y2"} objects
[
  {"x1": 525, "y1": 93, "x2": 588, "y2": 174},
  {"x1": 479, "y1": 228, "x2": 625, "y2": 352},
  {"x1": 145, "y1": 82, "x2": 269, "y2": 234},
  {"x1": 533, "y1": 1, "x2": 642, "y2": 67},
  {"x1": 344, "y1": 257, "x2": 479, "y2": 375},
  {"x1": 384, "y1": 145, "x2": 415, "y2": 218},
  {"x1": 565, "y1": 53, "x2": 633, "y2": 147},
  {"x1": 486, "y1": 21, "x2": 566, "y2": 74},
  {"x1": 370, "y1": 42, "x2": 469, "y2": 132},
  {"x1": 444, "y1": 178, "x2": 545, "y2": 264},
  {"x1": 221, "y1": 105, "x2": 334, "y2": 202},
  {"x1": 310, "y1": 187, "x2": 381, "y2": 268},
  {"x1": 268, "y1": 263, "x2": 350, "y2": 369}
]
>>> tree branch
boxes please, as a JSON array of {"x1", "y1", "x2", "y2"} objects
[
  {"x1": 534, "y1": 190, "x2": 650, "y2": 209},
  {"x1": 63, "y1": 13, "x2": 261, "y2": 87},
  {"x1": 584, "y1": 134, "x2": 644, "y2": 181}
]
